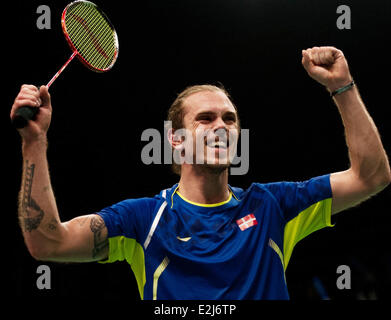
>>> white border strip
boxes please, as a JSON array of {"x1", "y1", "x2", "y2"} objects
[{"x1": 144, "y1": 200, "x2": 167, "y2": 250}]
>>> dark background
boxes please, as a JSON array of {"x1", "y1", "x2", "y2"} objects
[{"x1": 4, "y1": 0, "x2": 390, "y2": 301}]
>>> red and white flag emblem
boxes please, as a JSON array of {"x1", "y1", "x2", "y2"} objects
[{"x1": 236, "y1": 213, "x2": 258, "y2": 231}]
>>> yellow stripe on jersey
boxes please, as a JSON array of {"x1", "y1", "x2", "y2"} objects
[
  {"x1": 176, "y1": 190, "x2": 233, "y2": 207},
  {"x1": 153, "y1": 256, "x2": 170, "y2": 300},
  {"x1": 171, "y1": 185, "x2": 180, "y2": 209},
  {"x1": 283, "y1": 198, "x2": 333, "y2": 270},
  {"x1": 268, "y1": 238, "x2": 286, "y2": 283}
]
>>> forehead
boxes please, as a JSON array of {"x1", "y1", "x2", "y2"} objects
[{"x1": 183, "y1": 90, "x2": 236, "y2": 118}]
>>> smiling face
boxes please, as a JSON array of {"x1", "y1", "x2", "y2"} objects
[{"x1": 180, "y1": 90, "x2": 240, "y2": 172}]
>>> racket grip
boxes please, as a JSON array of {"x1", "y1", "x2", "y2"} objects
[{"x1": 12, "y1": 106, "x2": 39, "y2": 129}]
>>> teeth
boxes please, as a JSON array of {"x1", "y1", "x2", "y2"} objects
[{"x1": 208, "y1": 141, "x2": 227, "y2": 148}]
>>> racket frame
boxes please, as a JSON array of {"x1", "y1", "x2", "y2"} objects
[{"x1": 61, "y1": 0, "x2": 119, "y2": 73}]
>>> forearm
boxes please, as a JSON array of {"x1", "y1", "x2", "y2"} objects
[
  {"x1": 19, "y1": 137, "x2": 65, "y2": 259},
  {"x1": 333, "y1": 85, "x2": 391, "y2": 186}
]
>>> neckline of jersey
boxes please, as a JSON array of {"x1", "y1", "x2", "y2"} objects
[{"x1": 176, "y1": 190, "x2": 233, "y2": 207}]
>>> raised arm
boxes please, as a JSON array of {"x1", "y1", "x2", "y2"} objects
[
  {"x1": 302, "y1": 47, "x2": 391, "y2": 215},
  {"x1": 12, "y1": 85, "x2": 108, "y2": 262}
]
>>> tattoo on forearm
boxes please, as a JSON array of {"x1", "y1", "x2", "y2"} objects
[
  {"x1": 19, "y1": 160, "x2": 44, "y2": 232},
  {"x1": 90, "y1": 215, "x2": 108, "y2": 259}
]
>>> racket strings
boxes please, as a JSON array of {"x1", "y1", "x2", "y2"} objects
[
  {"x1": 73, "y1": 6, "x2": 113, "y2": 59},
  {"x1": 64, "y1": 1, "x2": 117, "y2": 71},
  {"x1": 69, "y1": 6, "x2": 115, "y2": 67},
  {"x1": 67, "y1": 5, "x2": 114, "y2": 67}
]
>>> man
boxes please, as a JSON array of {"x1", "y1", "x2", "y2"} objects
[{"x1": 12, "y1": 46, "x2": 390, "y2": 299}]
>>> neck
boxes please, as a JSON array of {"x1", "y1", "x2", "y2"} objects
[{"x1": 177, "y1": 164, "x2": 230, "y2": 204}]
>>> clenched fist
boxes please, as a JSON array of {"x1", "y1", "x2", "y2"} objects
[
  {"x1": 11, "y1": 85, "x2": 52, "y2": 145},
  {"x1": 302, "y1": 46, "x2": 353, "y2": 93}
]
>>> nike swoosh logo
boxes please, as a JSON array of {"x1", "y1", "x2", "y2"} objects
[{"x1": 176, "y1": 236, "x2": 192, "y2": 242}]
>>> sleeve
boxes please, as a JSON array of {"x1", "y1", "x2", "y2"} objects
[
  {"x1": 95, "y1": 198, "x2": 157, "y2": 299},
  {"x1": 262, "y1": 174, "x2": 334, "y2": 270},
  {"x1": 95, "y1": 198, "x2": 156, "y2": 264},
  {"x1": 263, "y1": 174, "x2": 333, "y2": 222}
]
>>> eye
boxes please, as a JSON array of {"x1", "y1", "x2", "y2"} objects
[
  {"x1": 197, "y1": 115, "x2": 212, "y2": 123},
  {"x1": 223, "y1": 114, "x2": 236, "y2": 124}
]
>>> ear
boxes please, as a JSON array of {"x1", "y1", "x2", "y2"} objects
[{"x1": 167, "y1": 128, "x2": 184, "y2": 150}]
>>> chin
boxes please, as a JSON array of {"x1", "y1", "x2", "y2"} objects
[{"x1": 202, "y1": 161, "x2": 231, "y2": 174}]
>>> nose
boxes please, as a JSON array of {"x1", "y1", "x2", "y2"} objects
[
  {"x1": 212, "y1": 116, "x2": 227, "y2": 132},
  {"x1": 212, "y1": 118, "x2": 229, "y2": 144}
]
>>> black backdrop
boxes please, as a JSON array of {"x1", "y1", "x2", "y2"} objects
[{"x1": 4, "y1": 0, "x2": 391, "y2": 302}]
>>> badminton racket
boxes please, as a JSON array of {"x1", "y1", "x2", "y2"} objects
[{"x1": 13, "y1": 0, "x2": 119, "y2": 128}]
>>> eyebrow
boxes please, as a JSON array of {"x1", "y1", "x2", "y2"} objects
[{"x1": 195, "y1": 111, "x2": 237, "y2": 120}]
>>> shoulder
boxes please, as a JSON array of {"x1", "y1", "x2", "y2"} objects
[
  {"x1": 229, "y1": 183, "x2": 274, "y2": 202},
  {"x1": 250, "y1": 175, "x2": 331, "y2": 197},
  {"x1": 98, "y1": 187, "x2": 173, "y2": 220},
  {"x1": 230, "y1": 174, "x2": 331, "y2": 204},
  {"x1": 103, "y1": 197, "x2": 159, "y2": 214},
  {"x1": 96, "y1": 187, "x2": 173, "y2": 238}
]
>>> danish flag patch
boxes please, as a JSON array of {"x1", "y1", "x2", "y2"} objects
[{"x1": 236, "y1": 213, "x2": 258, "y2": 231}]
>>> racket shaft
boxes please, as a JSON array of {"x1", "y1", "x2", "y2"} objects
[{"x1": 47, "y1": 51, "x2": 77, "y2": 88}]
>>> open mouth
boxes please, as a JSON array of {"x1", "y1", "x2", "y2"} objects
[{"x1": 207, "y1": 139, "x2": 227, "y2": 148}]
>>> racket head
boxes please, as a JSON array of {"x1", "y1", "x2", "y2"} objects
[{"x1": 61, "y1": 0, "x2": 119, "y2": 73}]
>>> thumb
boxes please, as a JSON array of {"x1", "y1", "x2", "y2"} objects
[{"x1": 39, "y1": 85, "x2": 51, "y2": 108}]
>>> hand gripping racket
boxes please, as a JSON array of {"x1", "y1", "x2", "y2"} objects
[{"x1": 13, "y1": 0, "x2": 119, "y2": 128}]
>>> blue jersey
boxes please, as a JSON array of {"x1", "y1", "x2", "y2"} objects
[{"x1": 96, "y1": 174, "x2": 333, "y2": 300}]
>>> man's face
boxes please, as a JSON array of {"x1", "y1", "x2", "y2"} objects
[{"x1": 180, "y1": 90, "x2": 239, "y2": 171}]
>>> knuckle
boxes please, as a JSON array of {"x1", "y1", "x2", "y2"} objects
[
  {"x1": 20, "y1": 88, "x2": 31, "y2": 96},
  {"x1": 14, "y1": 95, "x2": 24, "y2": 104},
  {"x1": 21, "y1": 84, "x2": 38, "y2": 92},
  {"x1": 17, "y1": 93, "x2": 30, "y2": 101},
  {"x1": 12, "y1": 100, "x2": 22, "y2": 109}
]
